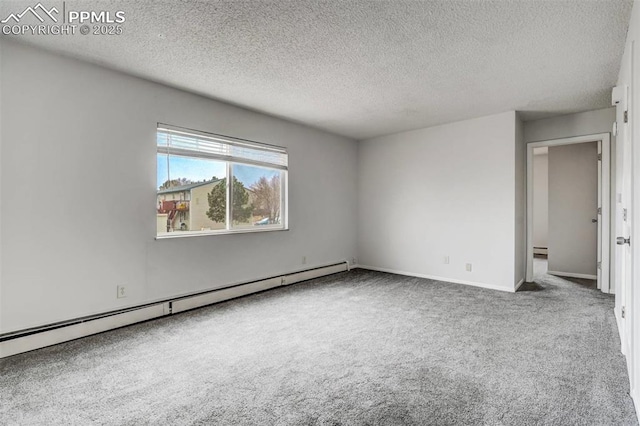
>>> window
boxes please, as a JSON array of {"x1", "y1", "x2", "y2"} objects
[{"x1": 156, "y1": 124, "x2": 288, "y2": 238}]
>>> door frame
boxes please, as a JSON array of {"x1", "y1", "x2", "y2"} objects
[{"x1": 525, "y1": 133, "x2": 611, "y2": 292}]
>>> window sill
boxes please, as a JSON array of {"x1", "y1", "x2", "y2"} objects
[{"x1": 155, "y1": 226, "x2": 288, "y2": 240}]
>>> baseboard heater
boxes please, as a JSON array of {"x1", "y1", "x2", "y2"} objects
[{"x1": 0, "y1": 261, "x2": 349, "y2": 359}]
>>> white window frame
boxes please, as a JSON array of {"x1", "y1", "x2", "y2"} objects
[{"x1": 156, "y1": 124, "x2": 288, "y2": 239}]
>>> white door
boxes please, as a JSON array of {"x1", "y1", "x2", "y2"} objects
[
  {"x1": 621, "y1": 104, "x2": 632, "y2": 360},
  {"x1": 615, "y1": 82, "x2": 632, "y2": 361},
  {"x1": 597, "y1": 141, "x2": 603, "y2": 290}
]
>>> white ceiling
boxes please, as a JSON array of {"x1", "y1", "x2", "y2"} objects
[{"x1": 1, "y1": 0, "x2": 633, "y2": 140}]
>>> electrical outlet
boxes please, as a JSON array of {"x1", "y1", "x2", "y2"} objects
[
  {"x1": 444, "y1": 256, "x2": 450, "y2": 264},
  {"x1": 465, "y1": 263, "x2": 472, "y2": 272},
  {"x1": 302, "y1": 256, "x2": 307, "y2": 264},
  {"x1": 117, "y1": 285, "x2": 127, "y2": 299},
  {"x1": 352, "y1": 258, "x2": 357, "y2": 265}
]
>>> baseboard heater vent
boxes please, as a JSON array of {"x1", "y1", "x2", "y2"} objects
[
  {"x1": 0, "y1": 261, "x2": 349, "y2": 359},
  {"x1": 171, "y1": 277, "x2": 283, "y2": 314},
  {"x1": 172, "y1": 262, "x2": 348, "y2": 314},
  {"x1": 283, "y1": 262, "x2": 348, "y2": 286}
]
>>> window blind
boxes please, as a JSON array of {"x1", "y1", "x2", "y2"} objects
[{"x1": 157, "y1": 125, "x2": 288, "y2": 170}]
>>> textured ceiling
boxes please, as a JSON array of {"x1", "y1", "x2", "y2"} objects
[{"x1": 0, "y1": 0, "x2": 633, "y2": 139}]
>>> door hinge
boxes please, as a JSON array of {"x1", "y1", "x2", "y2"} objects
[
  {"x1": 624, "y1": 208, "x2": 628, "y2": 221},
  {"x1": 598, "y1": 207, "x2": 602, "y2": 215},
  {"x1": 597, "y1": 261, "x2": 602, "y2": 270},
  {"x1": 598, "y1": 153, "x2": 602, "y2": 161},
  {"x1": 622, "y1": 306, "x2": 626, "y2": 319},
  {"x1": 624, "y1": 110, "x2": 629, "y2": 123}
]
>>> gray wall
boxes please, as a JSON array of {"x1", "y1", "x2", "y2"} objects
[
  {"x1": 547, "y1": 142, "x2": 598, "y2": 277},
  {"x1": 0, "y1": 41, "x2": 358, "y2": 333},
  {"x1": 524, "y1": 108, "x2": 615, "y2": 143},
  {"x1": 357, "y1": 111, "x2": 518, "y2": 291},
  {"x1": 515, "y1": 114, "x2": 526, "y2": 286},
  {"x1": 533, "y1": 151, "x2": 549, "y2": 249}
]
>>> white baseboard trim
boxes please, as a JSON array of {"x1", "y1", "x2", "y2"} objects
[
  {"x1": 357, "y1": 265, "x2": 514, "y2": 293},
  {"x1": 515, "y1": 278, "x2": 525, "y2": 292},
  {"x1": 547, "y1": 271, "x2": 597, "y2": 280},
  {"x1": 614, "y1": 307, "x2": 626, "y2": 356},
  {"x1": 0, "y1": 261, "x2": 349, "y2": 359}
]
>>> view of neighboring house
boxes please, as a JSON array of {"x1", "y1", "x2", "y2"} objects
[
  {"x1": 157, "y1": 179, "x2": 224, "y2": 233},
  {"x1": 157, "y1": 179, "x2": 271, "y2": 233}
]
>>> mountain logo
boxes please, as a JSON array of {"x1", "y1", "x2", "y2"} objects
[{"x1": 1, "y1": 3, "x2": 59, "y2": 24}]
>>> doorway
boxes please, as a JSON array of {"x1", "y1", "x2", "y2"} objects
[{"x1": 526, "y1": 133, "x2": 611, "y2": 293}]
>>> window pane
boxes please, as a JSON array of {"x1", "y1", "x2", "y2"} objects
[
  {"x1": 156, "y1": 127, "x2": 287, "y2": 237},
  {"x1": 231, "y1": 164, "x2": 282, "y2": 229},
  {"x1": 156, "y1": 155, "x2": 226, "y2": 235}
]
